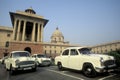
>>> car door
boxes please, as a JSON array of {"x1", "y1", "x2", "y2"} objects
[
  {"x1": 61, "y1": 49, "x2": 69, "y2": 68},
  {"x1": 68, "y1": 49, "x2": 80, "y2": 70}
]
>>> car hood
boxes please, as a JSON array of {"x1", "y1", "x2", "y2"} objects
[
  {"x1": 15, "y1": 57, "x2": 33, "y2": 61},
  {"x1": 87, "y1": 54, "x2": 114, "y2": 60}
]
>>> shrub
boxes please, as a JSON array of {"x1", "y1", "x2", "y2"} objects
[{"x1": 107, "y1": 51, "x2": 120, "y2": 67}]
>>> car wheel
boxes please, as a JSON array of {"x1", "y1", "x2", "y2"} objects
[
  {"x1": 32, "y1": 67, "x2": 36, "y2": 72},
  {"x1": 82, "y1": 64, "x2": 97, "y2": 78},
  {"x1": 32, "y1": 64, "x2": 37, "y2": 72},
  {"x1": 57, "y1": 62, "x2": 63, "y2": 71}
]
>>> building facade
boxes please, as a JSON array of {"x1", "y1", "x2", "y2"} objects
[
  {"x1": 0, "y1": 8, "x2": 79, "y2": 58},
  {"x1": 43, "y1": 27, "x2": 79, "y2": 57},
  {"x1": 0, "y1": 26, "x2": 13, "y2": 48},
  {"x1": 0, "y1": 8, "x2": 49, "y2": 58},
  {"x1": 91, "y1": 41, "x2": 120, "y2": 54}
]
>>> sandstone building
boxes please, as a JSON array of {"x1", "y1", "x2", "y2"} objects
[
  {"x1": 43, "y1": 27, "x2": 79, "y2": 57},
  {"x1": 0, "y1": 8, "x2": 49, "y2": 58},
  {"x1": 91, "y1": 41, "x2": 120, "y2": 54},
  {"x1": 0, "y1": 8, "x2": 79, "y2": 58}
]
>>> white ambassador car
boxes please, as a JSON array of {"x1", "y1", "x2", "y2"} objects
[
  {"x1": 55, "y1": 47, "x2": 116, "y2": 77},
  {"x1": 5, "y1": 51, "x2": 37, "y2": 74},
  {"x1": 32, "y1": 54, "x2": 51, "y2": 66}
]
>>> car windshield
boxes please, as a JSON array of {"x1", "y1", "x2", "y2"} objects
[
  {"x1": 13, "y1": 52, "x2": 30, "y2": 58},
  {"x1": 78, "y1": 48, "x2": 91, "y2": 54},
  {"x1": 37, "y1": 54, "x2": 47, "y2": 58}
]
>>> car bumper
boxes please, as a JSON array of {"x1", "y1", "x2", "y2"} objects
[
  {"x1": 39, "y1": 61, "x2": 51, "y2": 66},
  {"x1": 12, "y1": 64, "x2": 36, "y2": 71},
  {"x1": 95, "y1": 64, "x2": 116, "y2": 73}
]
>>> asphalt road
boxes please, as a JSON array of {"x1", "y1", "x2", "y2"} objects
[{"x1": 0, "y1": 63, "x2": 120, "y2": 80}]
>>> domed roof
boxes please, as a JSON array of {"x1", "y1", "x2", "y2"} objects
[
  {"x1": 25, "y1": 7, "x2": 36, "y2": 14},
  {"x1": 51, "y1": 27, "x2": 64, "y2": 37}
]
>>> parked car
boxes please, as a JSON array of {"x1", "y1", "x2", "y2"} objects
[
  {"x1": 55, "y1": 47, "x2": 116, "y2": 77},
  {"x1": 5, "y1": 51, "x2": 37, "y2": 75},
  {"x1": 32, "y1": 54, "x2": 51, "y2": 66}
]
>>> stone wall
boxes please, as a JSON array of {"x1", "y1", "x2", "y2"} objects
[
  {"x1": 9, "y1": 41, "x2": 43, "y2": 54},
  {"x1": 0, "y1": 41, "x2": 43, "y2": 58}
]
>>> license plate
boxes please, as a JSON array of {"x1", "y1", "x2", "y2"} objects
[{"x1": 24, "y1": 67, "x2": 32, "y2": 70}]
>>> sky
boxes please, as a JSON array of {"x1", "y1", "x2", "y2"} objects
[{"x1": 0, "y1": 0, "x2": 120, "y2": 46}]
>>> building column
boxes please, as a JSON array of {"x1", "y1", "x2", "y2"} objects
[
  {"x1": 17, "y1": 20, "x2": 21, "y2": 41},
  {"x1": 12, "y1": 19, "x2": 17, "y2": 40},
  {"x1": 37, "y1": 23, "x2": 40, "y2": 42},
  {"x1": 32, "y1": 22, "x2": 36, "y2": 42},
  {"x1": 22, "y1": 20, "x2": 26, "y2": 41},
  {"x1": 41, "y1": 23, "x2": 44, "y2": 42}
]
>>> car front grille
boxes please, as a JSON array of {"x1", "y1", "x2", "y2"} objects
[
  {"x1": 17, "y1": 61, "x2": 35, "y2": 66},
  {"x1": 42, "y1": 60, "x2": 51, "y2": 63},
  {"x1": 104, "y1": 60, "x2": 115, "y2": 66}
]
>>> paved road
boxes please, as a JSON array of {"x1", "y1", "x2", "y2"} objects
[{"x1": 0, "y1": 63, "x2": 120, "y2": 80}]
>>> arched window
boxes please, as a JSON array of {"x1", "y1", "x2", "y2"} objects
[{"x1": 5, "y1": 41, "x2": 9, "y2": 47}]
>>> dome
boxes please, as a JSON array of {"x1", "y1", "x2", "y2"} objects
[
  {"x1": 51, "y1": 27, "x2": 64, "y2": 43},
  {"x1": 25, "y1": 7, "x2": 36, "y2": 14},
  {"x1": 51, "y1": 27, "x2": 63, "y2": 37}
]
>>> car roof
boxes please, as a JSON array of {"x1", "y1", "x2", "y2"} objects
[
  {"x1": 64, "y1": 47, "x2": 91, "y2": 50},
  {"x1": 32, "y1": 54, "x2": 44, "y2": 55},
  {"x1": 11, "y1": 51, "x2": 29, "y2": 53}
]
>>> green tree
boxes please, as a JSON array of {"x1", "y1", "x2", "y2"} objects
[{"x1": 107, "y1": 51, "x2": 120, "y2": 67}]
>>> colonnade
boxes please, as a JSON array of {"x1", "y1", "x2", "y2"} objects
[{"x1": 12, "y1": 19, "x2": 43, "y2": 42}]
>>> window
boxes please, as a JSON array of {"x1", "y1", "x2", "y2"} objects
[
  {"x1": 45, "y1": 46, "x2": 46, "y2": 48},
  {"x1": 62, "y1": 50, "x2": 69, "y2": 56},
  {"x1": 55, "y1": 50, "x2": 56, "y2": 54},
  {"x1": 70, "y1": 49, "x2": 78, "y2": 55},
  {"x1": 44, "y1": 50, "x2": 46, "y2": 54},
  {"x1": 5, "y1": 41, "x2": 9, "y2": 47},
  {"x1": 105, "y1": 49, "x2": 107, "y2": 53},
  {"x1": 79, "y1": 48, "x2": 91, "y2": 54},
  {"x1": 7, "y1": 33, "x2": 10, "y2": 37},
  {"x1": 32, "y1": 55, "x2": 36, "y2": 58},
  {"x1": 49, "y1": 50, "x2": 51, "y2": 53},
  {"x1": 13, "y1": 52, "x2": 30, "y2": 58},
  {"x1": 111, "y1": 49, "x2": 112, "y2": 51}
]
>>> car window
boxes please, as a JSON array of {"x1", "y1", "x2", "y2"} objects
[
  {"x1": 70, "y1": 49, "x2": 78, "y2": 55},
  {"x1": 32, "y1": 55, "x2": 35, "y2": 58},
  {"x1": 62, "y1": 50, "x2": 69, "y2": 56},
  {"x1": 37, "y1": 54, "x2": 46, "y2": 58},
  {"x1": 12, "y1": 52, "x2": 30, "y2": 58},
  {"x1": 78, "y1": 48, "x2": 91, "y2": 54}
]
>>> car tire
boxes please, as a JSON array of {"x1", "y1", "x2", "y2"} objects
[
  {"x1": 57, "y1": 62, "x2": 63, "y2": 71},
  {"x1": 82, "y1": 64, "x2": 97, "y2": 78},
  {"x1": 32, "y1": 64, "x2": 37, "y2": 72},
  {"x1": 32, "y1": 67, "x2": 36, "y2": 72}
]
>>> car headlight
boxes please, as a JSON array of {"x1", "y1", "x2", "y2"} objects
[
  {"x1": 100, "y1": 57, "x2": 104, "y2": 66},
  {"x1": 15, "y1": 59, "x2": 20, "y2": 64}
]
